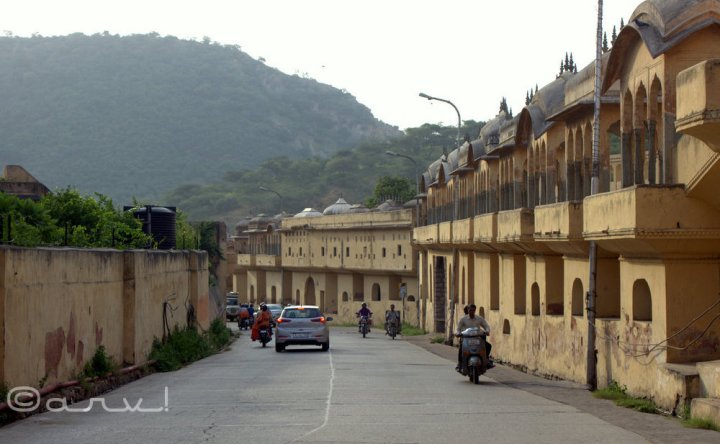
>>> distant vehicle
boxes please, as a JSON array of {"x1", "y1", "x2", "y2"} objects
[
  {"x1": 225, "y1": 293, "x2": 241, "y2": 321},
  {"x1": 265, "y1": 303, "x2": 284, "y2": 320},
  {"x1": 274, "y1": 305, "x2": 332, "y2": 352}
]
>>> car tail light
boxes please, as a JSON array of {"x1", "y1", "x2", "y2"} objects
[
  {"x1": 277, "y1": 318, "x2": 291, "y2": 323},
  {"x1": 311, "y1": 317, "x2": 326, "y2": 323}
]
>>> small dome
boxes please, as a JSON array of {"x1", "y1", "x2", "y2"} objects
[
  {"x1": 293, "y1": 208, "x2": 323, "y2": 218},
  {"x1": 347, "y1": 204, "x2": 370, "y2": 213},
  {"x1": 323, "y1": 197, "x2": 352, "y2": 215},
  {"x1": 376, "y1": 199, "x2": 404, "y2": 212},
  {"x1": 234, "y1": 217, "x2": 252, "y2": 236}
]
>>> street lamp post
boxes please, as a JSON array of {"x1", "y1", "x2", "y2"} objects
[
  {"x1": 385, "y1": 150, "x2": 421, "y2": 328},
  {"x1": 419, "y1": 92, "x2": 462, "y2": 149},
  {"x1": 258, "y1": 186, "x2": 283, "y2": 214}
]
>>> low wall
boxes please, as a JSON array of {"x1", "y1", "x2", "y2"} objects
[{"x1": 0, "y1": 246, "x2": 210, "y2": 388}]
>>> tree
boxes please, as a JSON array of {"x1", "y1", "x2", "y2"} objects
[
  {"x1": 365, "y1": 176, "x2": 414, "y2": 209},
  {"x1": 499, "y1": 97, "x2": 509, "y2": 114},
  {"x1": 602, "y1": 32, "x2": 609, "y2": 52},
  {"x1": 611, "y1": 26, "x2": 618, "y2": 45}
]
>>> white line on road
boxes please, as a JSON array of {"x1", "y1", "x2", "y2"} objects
[{"x1": 293, "y1": 350, "x2": 335, "y2": 442}]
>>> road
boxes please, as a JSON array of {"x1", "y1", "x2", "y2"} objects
[{"x1": 0, "y1": 325, "x2": 705, "y2": 443}]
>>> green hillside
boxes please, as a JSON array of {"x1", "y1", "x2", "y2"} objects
[
  {"x1": 0, "y1": 33, "x2": 401, "y2": 205},
  {"x1": 164, "y1": 121, "x2": 484, "y2": 226}
]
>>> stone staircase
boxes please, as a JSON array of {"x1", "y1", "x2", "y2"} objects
[{"x1": 692, "y1": 360, "x2": 720, "y2": 424}]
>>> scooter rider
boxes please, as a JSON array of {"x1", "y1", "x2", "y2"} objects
[
  {"x1": 251, "y1": 303, "x2": 273, "y2": 341},
  {"x1": 356, "y1": 302, "x2": 372, "y2": 332},
  {"x1": 455, "y1": 304, "x2": 494, "y2": 371}
]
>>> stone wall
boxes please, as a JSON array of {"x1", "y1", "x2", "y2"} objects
[{"x1": 0, "y1": 246, "x2": 209, "y2": 388}]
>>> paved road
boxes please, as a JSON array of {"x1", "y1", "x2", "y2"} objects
[{"x1": 0, "y1": 325, "x2": 715, "y2": 443}]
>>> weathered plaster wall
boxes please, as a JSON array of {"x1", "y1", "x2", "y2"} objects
[{"x1": 0, "y1": 247, "x2": 209, "y2": 388}]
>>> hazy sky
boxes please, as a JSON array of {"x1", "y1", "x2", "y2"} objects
[{"x1": 2, "y1": 0, "x2": 632, "y2": 130}]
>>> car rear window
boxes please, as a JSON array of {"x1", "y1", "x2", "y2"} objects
[
  {"x1": 227, "y1": 297, "x2": 238, "y2": 305},
  {"x1": 283, "y1": 308, "x2": 321, "y2": 319}
]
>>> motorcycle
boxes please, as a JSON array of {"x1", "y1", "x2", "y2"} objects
[
  {"x1": 386, "y1": 318, "x2": 399, "y2": 339},
  {"x1": 258, "y1": 325, "x2": 273, "y2": 347},
  {"x1": 237, "y1": 316, "x2": 251, "y2": 330},
  {"x1": 457, "y1": 327, "x2": 489, "y2": 384},
  {"x1": 358, "y1": 315, "x2": 371, "y2": 338}
]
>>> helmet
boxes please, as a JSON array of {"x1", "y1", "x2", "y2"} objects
[{"x1": 260, "y1": 303, "x2": 267, "y2": 311}]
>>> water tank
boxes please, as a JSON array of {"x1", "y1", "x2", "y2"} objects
[{"x1": 126, "y1": 205, "x2": 177, "y2": 250}]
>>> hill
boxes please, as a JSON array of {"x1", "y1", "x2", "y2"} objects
[{"x1": 0, "y1": 33, "x2": 401, "y2": 204}]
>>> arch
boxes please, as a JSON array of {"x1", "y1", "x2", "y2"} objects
[
  {"x1": 250, "y1": 285, "x2": 255, "y2": 304},
  {"x1": 372, "y1": 283, "x2": 381, "y2": 301},
  {"x1": 632, "y1": 279, "x2": 652, "y2": 321},
  {"x1": 583, "y1": 122, "x2": 592, "y2": 197},
  {"x1": 407, "y1": 295, "x2": 415, "y2": 302},
  {"x1": 648, "y1": 76, "x2": 663, "y2": 184},
  {"x1": 571, "y1": 278, "x2": 584, "y2": 316},
  {"x1": 566, "y1": 129, "x2": 575, "y2": 201},
  {"x1": 295, "y1": 289, "x2": 301, "y2": 305},
  {"x1": 531, "y1": 282, "x2": 540, "y2": 316},
  {"x1": 342, "y1": 291, "x2": 349, "y2": 302},
  {"x1": 271, "y1": 286, "x2": 277, "y2": 304},
  {"x1": 304, "y1": 277, "x2": 316, "y2": 305},
  {"x1": 478, "y1": 306, "x2": 485, "y2": 318},
  {"x1": 503, "y1": 319, "x2": 511, "y2": 335}
]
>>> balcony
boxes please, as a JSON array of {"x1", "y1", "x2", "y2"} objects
[
  {"x1": 414, "y1": 224, "x2": 439, "y2": 246},
  {"x1": 236, "y1": 254, "x2": 255, "y2": 267},
  {"x1": 534, "y1": 202, "x2": 586, "y2": 255},
  {"x1": 451, "y1": 218, "x2": 473, "y2": 244},
  {"x1": 439, "y1": 221, "x2": 453, "y2": 243},
  {"x1": 583, "y1": 185, "x2": 720, "y2": 255},
  {"x1": 497, "y1": 208, "x2": 545, "y2": 253},
  {"x1": 256, "y1": 254, "x2": 281, "y2": 268},
  {"x1": 473, "y1": 213, "x2": 497, "y2": 252}
]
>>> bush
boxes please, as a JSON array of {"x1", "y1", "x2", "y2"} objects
[
  {"x1": 83, "y1": 346, "x2": 118, "y2": 379},
  {"x1": 400, "y1": 322, "x2": 426, "y2": 336},
  {"x1": 149, "y1": 320, "x2": 232, "y2": 372}
]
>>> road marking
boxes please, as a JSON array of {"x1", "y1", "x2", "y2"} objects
[{"x1": 293, "y1": 350, "x2": 334, "y2": 442}]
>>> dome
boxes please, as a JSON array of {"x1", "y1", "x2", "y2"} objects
[
  {"x1": 376, "y1": 199, "x2": 404, "y2": 212},
  {"x1": 293, "y1": 208, "x2": 323, "y2": 218},
  {"x1": 234, "y1": 217, "x2": 252, "y2": 236},
  {"x1": 347, "y1": 204, "x2": 370, "y2": 213},
  {"x1": 323, "y1": 197, "x2": 352, "y2": 215}
]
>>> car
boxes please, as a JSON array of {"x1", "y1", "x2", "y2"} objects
[
  {"x1": 274, "y1": 305, "x2": 333, "y2": 352},
  {"x1": 225, "y1": 293, "x2": 241, "y2": 321},
  {"x1": 265, "y1": 303, "x2": 284, "y2": 320}
]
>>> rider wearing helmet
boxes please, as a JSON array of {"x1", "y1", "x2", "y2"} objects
[
  {"x1": 356, "y1": 302, "x2": 373, "y2": 332},
  {"x1": 251, "y1": 303, "x2": 274, "y2": 341}
]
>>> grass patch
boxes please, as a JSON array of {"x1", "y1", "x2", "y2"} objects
[
  {"x1": 400, "y1": 323, "x2": 426, "y2": 336},
  {"x1": 149, "y1": 318, "x2": 232, "y2": 372},
  {"x1": 430, "y1": 335, "x2": 445, "y2": 344},
  {"x1": 593, "y1": 380, "x2": 658, "y2": 414},
  {"x1": 682, "y1": 416, "x2": 720, "y2": 431}
]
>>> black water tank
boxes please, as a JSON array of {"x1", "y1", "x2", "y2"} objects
[{"x1": 127, "y1": 205, "x2": 177, "y2": 250}]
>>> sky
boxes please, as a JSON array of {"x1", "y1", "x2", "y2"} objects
[{"x1": 1, "y1": 0, "x2": 632, "y2": 130}]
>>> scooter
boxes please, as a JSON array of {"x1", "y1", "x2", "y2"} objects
[
  {"x1": 237, "y1": 316, "x2": 251, "y2": 331},
  {"x1": 457, "y1": 327, "x2": 489, "y2": 384}
]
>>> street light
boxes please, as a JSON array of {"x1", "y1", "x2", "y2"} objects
[
  {"x1": 385, "y1": 150, "x2": 420, "y2": 215},
  {"x1": 385, "y1": 150, "x2": 420, "y2": 329},
  {"x1": 258, "y1": 186, "x2": 283, "y2": 214},
  {"x1": 419, "y1": 92, "x2": 462, "y2": 149}
]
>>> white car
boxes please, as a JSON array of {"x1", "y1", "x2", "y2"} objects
[{"x1": 274, "y1": 305, "x2": 332, "y2": 352}]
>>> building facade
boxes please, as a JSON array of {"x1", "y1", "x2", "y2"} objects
[{"x1": 416, "y1": 0, "x2": 720, "y2": 414}]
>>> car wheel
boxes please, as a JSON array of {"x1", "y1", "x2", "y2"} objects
[
  {"x1": 321, "y1": 342, "x2": 329, "y2": 351},
  {"x1": 275, "y1": 343, "x2": 284, "y2": 352}
]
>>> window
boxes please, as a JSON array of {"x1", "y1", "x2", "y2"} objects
[
  {"x1": 633, "y1": 279, "x2": 652, "y2": 321},
  {"x1": 346, "y1": 247, "x2": 350, "y2": 257},
  {"x1": 531, "y1": 283, "x2": 540, "y2": 316},
  {"x1": 571, "y1": 279, "x2": 584, "y2": 316},
  {"x1": 321, "y1": 247, "x2": 325, "y2": 256},
  {"x1": 382, "y1": 248, "x2": 386, "y2": 258},
  {"x1": 397, "y1": 245, "x2": 402, "y2": 256},
  {"x1": 333, "y1": 247, "x2": 337, "y2": 257}
]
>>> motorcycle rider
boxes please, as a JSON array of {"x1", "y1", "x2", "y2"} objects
[
  {"x1": 356, "y1": 302, "x2": 373, "y2": 332},
  {"x1": 455, "y1": 304, "x2": 494, "y2": 371},
  {"x1": 252, "y1": 303, "x2": 274, "y2": 342},
  {"x1": 385, "y1": 304, "x2": 401, "y2": 335}
]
